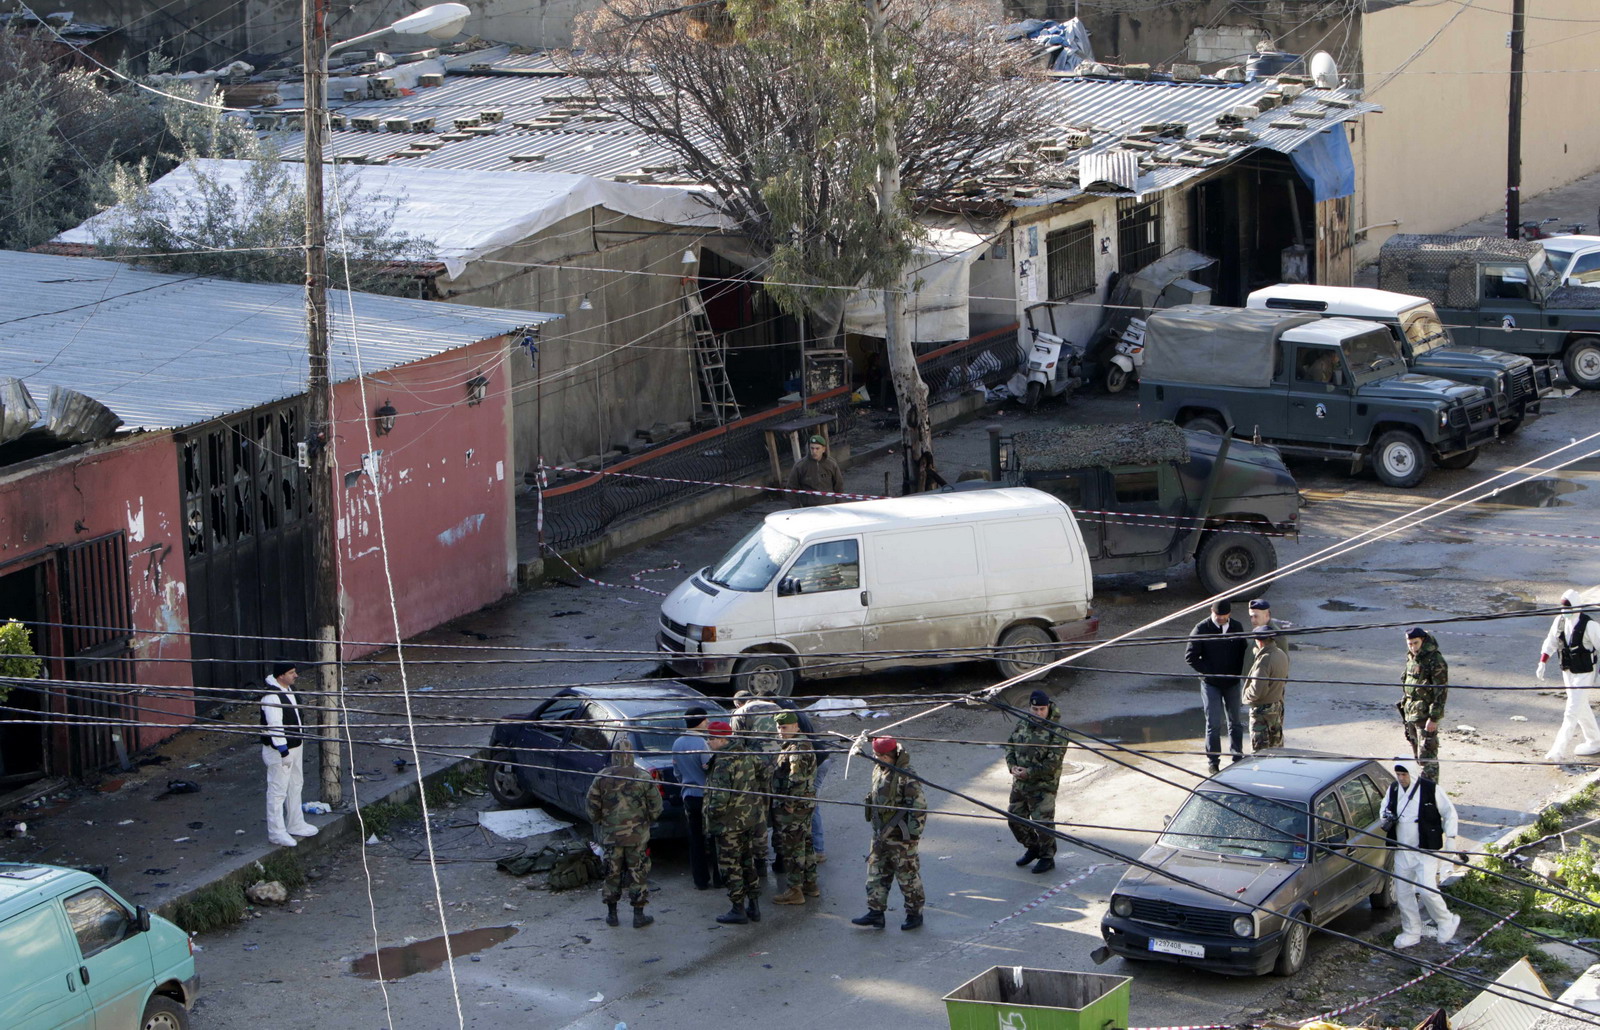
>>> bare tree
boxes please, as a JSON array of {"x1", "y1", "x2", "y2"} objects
[{"x1": 570, "y1": 0, "x2": 1042, "y2": 490}]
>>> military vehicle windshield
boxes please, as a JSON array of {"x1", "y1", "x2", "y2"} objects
[
  {"x1": 1340, "y1": 327, "x2": 1405, "y2": 373},
  {"x1": 1399, "y1": 304, "x2": 1448, "y2": 355}
]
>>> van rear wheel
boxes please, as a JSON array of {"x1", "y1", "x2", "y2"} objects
[
  {"x1": 141, "y1": 996, "x2": 189, "y2": 1030},
  {"x1": 733, "y1": 654, "x2": 795, "y2": 697},
  {"x1": 995, "y1": 624, "x2": 1056, "y2": 680}
]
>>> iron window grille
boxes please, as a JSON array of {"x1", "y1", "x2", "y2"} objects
[
  {"x1": 1117, "y1": 196, "x2": 1165, "y2": 275},
  {"x1": 1046, "y1": 222, "x2": 1097, "y2": 301}
]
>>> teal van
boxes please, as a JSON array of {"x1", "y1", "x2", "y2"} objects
[{"x1": 0, "y1": 863, "x2": 196, "y2": 1029}]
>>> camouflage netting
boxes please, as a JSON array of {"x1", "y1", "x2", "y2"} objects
[
  {"x1": 1546, "y1": 285, "x2": 1600, "y2": 310},
  {"x1": 1013, "y1": 421, "x2": 1188, "y2": 469},
  {"x1": 1380, "y1": 234, "x2": 1546, "y2": 307}
]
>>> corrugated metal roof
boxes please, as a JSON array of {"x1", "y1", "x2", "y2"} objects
[{"x1": 0, "y1": 251, "x2": 560, "y2": 432}]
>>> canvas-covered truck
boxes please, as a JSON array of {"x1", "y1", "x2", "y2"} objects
[
  {"x1": 1137, "y1": 306, "x2": 1500, "y2": 488},
  {"x1": 1378, "y1": 234, "x2": 1600, "y2": 388},
  {"x1": 1247, "y1": 284, "x2": 1555, "y2": 432},
  {"x1": 985, "y1": 421, "x2": 1300, "y2": 597}
]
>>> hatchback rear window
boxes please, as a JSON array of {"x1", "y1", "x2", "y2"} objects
[{"x1": 1159, "y1": 790, "x2": 1309, "y2": 861}]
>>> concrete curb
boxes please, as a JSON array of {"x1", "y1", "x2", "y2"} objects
[{"x1": 154, "y1": 749, "x2": 486, "y2": 926}]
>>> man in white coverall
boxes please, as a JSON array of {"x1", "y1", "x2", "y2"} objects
[
  {"x1": 1536, "y1": 589, "x2": 1600, "y2": 761},
  {"x1": 1380, "y1": 759, "x2": 1460, "y2": 949},
  {"x1": 261, "y1": 661, "x2": 320, "y2": 847}
]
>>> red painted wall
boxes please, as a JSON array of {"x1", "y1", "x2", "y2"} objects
[
  {"x1": 0, "y1": 432, "x2": 193, "y2": 750},
  {"x1": 331, "y1": 335, "x2": 516, "y2": 655}
]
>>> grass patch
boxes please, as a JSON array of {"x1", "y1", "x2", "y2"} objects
[
  {"x1": 167, "y1": 852, "x2": 307, "y2": 934},
  {"x1": 355, "y1": 760, "x2": 487, "y2": 838}
]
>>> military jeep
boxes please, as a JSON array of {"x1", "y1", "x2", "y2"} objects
[
  {"x1": 1379, "y1": 234, "x2": 1600, "y2": 388},
  {"x1": 1137, "y1": 305, "x2": 1500, "y2": 488},
  {"x1": 986, "y1": 421, "x2": 1299, "y2": 597}
]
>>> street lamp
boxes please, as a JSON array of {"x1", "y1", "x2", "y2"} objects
[{"x1": 302, "y1": 1, "x2": 469, "y2": 808}]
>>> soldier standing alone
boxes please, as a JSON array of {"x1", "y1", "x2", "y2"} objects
[
  {"x1": 770, "y1": 712, "x2": 820, "y2": 905},
  {"x1": 784, "y1": 435, "x2": 844, "y2": 506},
  {"x1": 703, "y1": 721, "x2": 768, "y2": 925},
  {"x1": 1006, "y1": 690, "x2": 1069, "y2": 874},
  {"x1": 852, "y1": 736, "x2": 927, "y2": 931},
  {"x1": 1400, "y1": 627, "x2": 1448, "y2": 782},
  {"x1": 584, "y1": 740, "x2": 663, "y2": 929}
]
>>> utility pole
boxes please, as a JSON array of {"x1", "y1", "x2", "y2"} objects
[
  {"x1": 302, "y1": 0, "x2": 343, "y2": 807},
  {"x1": 1506, "y1": 0, "x2": 1525, "y2": 239}
]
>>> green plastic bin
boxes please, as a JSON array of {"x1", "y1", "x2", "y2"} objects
[{"x1": 943, "y1": 967, "x2": 1131, "y2": 1030}]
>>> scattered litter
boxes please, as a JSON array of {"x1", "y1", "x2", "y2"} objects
[
  {"x1": 235, "y1": 829, "x2": 246, "y2": 835},
  {"x1": 1457, "y1": 724, "x2": 1478, "y2": 733},
  {"x1": 550, "y1": 610, "x2": 583, "y2": 618},
  {"x1": 641, "y1": 957, "x2": 660, "y2": 963},
  {"x1": 84, "y1": 820, "x2": 94, "y2": 826},
  {"x1": 1510, "y1": 715, "x2": 1529, "y2": 722},
  {"x1": 302, "y1": 801, "x2": 332, "y2": 816},
  {"x1": 589, "y1": 993, "x2": 605, "y2": 1004},
  {"x1": 158, "y1": 780, "x2": 201, "y2": 798},
  {"x1": 246, "y1": 881, "x2": 288, "y2": 905},
  {"x1": 478, "y1": 807, "x2": 570, "y2": 841},
  {"x1": 417, "y1": 686, "x2": 434, "y2": 692},
  {"x1": 937, "y1": 855, "x2": 953, "y2": 860},
  {"x1": 186, "y1": 763, "x2": 202, "y2": 769},
  {"x1": 243, "y1": 943, "x2": 259, "y2": 951},
  {"x1": 117, "y1": 819, "x2": 135, "y2": 826},
  {"x1": 378, "y1": 737, "x2": 406, "y2": 745},
  {"x1": 144, "y1": 868, "x2": 168, "y2": 875},
  {"x1": 763, "y1": 963, "x2": 773, "y2": 969},
  {"x1": 172, "y1": 836, "x2": 191, "y2": 843},
  {"x1": 1, "y1": 819, "x2": 25, "y2": 838},
  {"x1": 587, "y1": 841, "x2": 605, "y2": 858},
  {"x1": 806, "y1": 698, "x2": 871, "y2": 719},
  {"x1": 187, "y1": 821, "x2": 204, "y2": 830},
  {"x1": 470, "y1": 955, "x2": 481, "y2": 962},
  {"x1": 502, "y1": 903, "x2": 518, "y2": 911},
  {"x1": 367, "y1": 834, "x2": 381, "y2": 844}
]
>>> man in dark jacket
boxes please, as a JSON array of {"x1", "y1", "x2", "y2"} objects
[
  {"x1": 784, "y1": 435, "x2": 845, "y2": 506},
  {"x1": 1185, "y1": 600, "x2": 1249, "y2": 773}
]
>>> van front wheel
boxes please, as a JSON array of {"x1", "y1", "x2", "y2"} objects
[
  {"x1": 733, "y1": 654, "x2": 795, "y2": 697},
  {"x1": 141, "y1": 996, "x2": 190, "y2": 1030},
  {"x1": 995, "y1": 624, "x2": 1056, "y2": 680}
]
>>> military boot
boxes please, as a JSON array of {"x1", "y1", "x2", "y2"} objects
[
  {"x1": 851, "y1": 909, "x2": 886, "y2": 928},
  {"x1": 1014, "y1": 848, "x2": 1038, "y2": 867},
  {"x1": 605, "y1": 902, "x2": 619, "y2": 927},
  {"x1": 901, "y1": 908, "x2": 923, "y2": 931},
  {"x1": 632, "y1": 905, "x2": 654, "y2": 929},
  {"x1": 745, "y1": 896, "x2": 761, "y2": 922},
  {"x1": 716, "y1": 904, "x2": 749, "y2": 925},
  {"x1": 772, "y1": 886, "x2": 805, "y2": 905}
]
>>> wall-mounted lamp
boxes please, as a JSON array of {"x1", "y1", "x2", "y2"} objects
[
  {"x1": 466, "y1": 375, "x2": 488, "y2": 405},
  {"x1": 682, "y1": 249, "x2": 698, "y2": 265},
  {"x1": 374, "y1": 400, "x2": 398, "y2": 435},
  {"x1": 578, "y1": 294, "x2": 594, "y2": 311}
]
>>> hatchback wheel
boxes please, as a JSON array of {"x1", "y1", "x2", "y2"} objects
[
  {"x1": 488, "y1": 749, "x2": 532, "y2": 807},
  {"x1": 1370, "y1": 871, "x2": 1398, "y2": 910},
  {"x1": 1273, "y1": 915, "x2": 1309, "y2": 976}
]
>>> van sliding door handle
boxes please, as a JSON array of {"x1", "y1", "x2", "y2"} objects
[{"x1": 860, "y1": 590, "x2": 871, "y2": 606}]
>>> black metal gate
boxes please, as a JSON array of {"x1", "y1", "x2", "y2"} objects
[
  {"x1": 56, "y1": 533, "x2": 135, "y2": 775},
  {"x1": 181, "y1": 403, "x2": 314, "y2": 710}
]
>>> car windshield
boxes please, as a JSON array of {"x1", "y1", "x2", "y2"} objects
[
  {"x1": 1545, "y1": 242, "x2": 1580, "y2": 278},
  {"x1": 1341, "y1": 327, "x2": 1405, "y2": 373},
  {"x1": 705, "y1": 524, "x2": 800, "y2": 591},
  {"x1": 1399, "y1": 304, "x2": 1449, "y2": 355},
  {"x1": 1158, "y1": 790, "x2": 1309, "y2": 861}
]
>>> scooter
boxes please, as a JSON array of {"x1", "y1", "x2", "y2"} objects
[
  {"x1": 1104, "y1": 317, "x2": 1146, "y2": 394},
  {"x1": 1023, "y1": 329, "x2": 1078, "y2": 408}
]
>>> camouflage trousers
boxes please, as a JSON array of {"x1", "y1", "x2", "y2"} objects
[
  {"x1": 1403, "y1": 720, "x2": 1441, "y2": 782},
  {"x1": 865, "y1": 834, "x2": 924, "y2": 913},
  {"x1": 1007, "y1": 779, "x2": 1058, "y2": 857},
  {"x1": 1249, "y1": 702, "x2": 1284, "y2": 752},
  {"x1": 601, "y1": 841, "x2": 651, "y2": 906},
  {"x1": 774, "y1": 813, "x2": 818, "y2": 892},
  {"x1": 713, "y1": 826, "x2": 766, "y2": 905}
]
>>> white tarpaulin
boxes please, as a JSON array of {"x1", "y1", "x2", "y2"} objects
[
  {"x1": 843, "y1": 227, "x2": 990, "y2": 343},
  {"x1": 478, "y1": 807, "x2": 572, "y2": 840},
  {"x1": 55, "y1": 159, "x2": 729, "y2": 279}
]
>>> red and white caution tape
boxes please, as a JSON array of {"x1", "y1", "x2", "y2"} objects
[
  {"x1": 1294, "y1": 909, "x2": 1518, "y2": 1026},
  {"x1": 542, "y1": 546, "x2": 672, "y2": 598},
  {"x1": 988, "y1": 862, "x2": 1118, "y2": 929},
  {"x1": 540, "y1": 462, "x2": 885, "y2": 503}
]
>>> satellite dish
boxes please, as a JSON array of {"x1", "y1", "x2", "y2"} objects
[{"x1": 1310, "y1": 51, "x2": 1339, "y2": 88}]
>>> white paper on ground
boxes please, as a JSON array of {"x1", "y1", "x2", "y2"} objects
[{"x1": 478, "y1": 807, "x2": 571, "y2": 840}]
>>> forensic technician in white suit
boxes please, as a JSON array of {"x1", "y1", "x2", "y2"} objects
[
  {"x1": 1536, "y1": 589, "x2": 1600, "y2": 762},
  {"x1": 261, "y1": 661, "x2": 321, "y2": 847},
  {"x1": 1381, "y1": 759, "x2": 1460, "y2": 950}
]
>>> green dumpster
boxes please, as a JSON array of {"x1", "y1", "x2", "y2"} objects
[{"x1": 943, "y1": 967, "x2": 1131, "y2": 1030}]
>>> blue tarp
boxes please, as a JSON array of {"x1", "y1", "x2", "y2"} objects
[{"x1": 1289, "y1": 127, "x2": 1356, "y2": 203}]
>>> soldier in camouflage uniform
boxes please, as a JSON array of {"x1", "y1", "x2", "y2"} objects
[
  {"x1": 1242, "y1": 629, "x2": 1289, "y2": 752},
  {"x1": 732, "y1": 689, "x2": 782, "y2": 874},
  {"x1": 584, "y1": 739, "x2": 664, "y2": 929},
  {"x1": 852, "y1": 736, "x2": 927, "y2": 931},
  {"x1": 770, "y1": 712, "x2": 820, "y2": 905},
  {"x1": 1400, "y1": 627, "x2": 1449, "y2": 782},
  {"x1": 1006, "y1": 690, "x2": 1069, "y2": 875},
  {"x1": 702, "y1": 720, "x2": 769, "y2": 925}
]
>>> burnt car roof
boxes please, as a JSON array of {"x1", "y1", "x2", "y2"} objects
[{"x1": 1204, "y1": 748, "x2": 1378, "y2": 801}]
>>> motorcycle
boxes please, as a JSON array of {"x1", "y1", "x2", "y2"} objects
[
  {"x1": 1520, "y1": 217, "x2": 1587, "y2": 241},
  {"x1": 1104, "y1": 317, "x2": 1146, "y2": 394},
  {"x1": 1022, "y1": 328, "x2": 1079, "y2": 408}
]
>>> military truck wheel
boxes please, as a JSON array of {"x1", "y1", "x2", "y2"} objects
[
  {"x1": 994, "y1": 623, "x2": 1056, "y2": 679},
  {"x1": 1500, "y1": 413, "x2": 1525, "y2": 435},
  {"x1": 733, "y1": 654, "x2": 795, "y2": 697},
  {"x1": 1563, "y1": 338, "x2": 1600, "y2": 389},
  {"x1": 1437, "y1": 447, "x2": 1479, "y2": 470},
  {"x1": 1180, "y1": 413, "x2": 1226, "y2": 436},
  {"x1": 1372, "y1": 429, "x2": 1431, "y2": 488},
  {"x1": 1024, "y1": 380, "x2": 1043, "y2": 409},
  {"x1": 1105, "y1": 364, "x2": 1130, "y2": 394},
  {"x1": 1196, "y1": 532, "x2": 1274, "y2": 597}
]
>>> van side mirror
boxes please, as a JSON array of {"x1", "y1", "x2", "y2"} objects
[
  {"x1": 135, "y1": 906, "x2": 151, "y2": 933},
  {"x1": 777, "y1": 577, "x2": 801, "y2": 597}
]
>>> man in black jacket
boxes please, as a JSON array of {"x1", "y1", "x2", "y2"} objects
[{"x1": 1185, "y1": 600, "x2": 1249, "y2": 774}]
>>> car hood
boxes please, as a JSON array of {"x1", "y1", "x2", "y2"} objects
[
  {"x1": 1417, "y1": 345, "x2": 1529, "y2": 370},
  {"x1": 1119, "y1": 844, "x2": 1297, "y2": 912},
  {"x1": 1358, "y1": 373, "x2": 1487, "y2": 404}
]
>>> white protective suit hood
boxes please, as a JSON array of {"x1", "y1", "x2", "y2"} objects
[
  {"x1": 1563, "y1": 588, "x2": 1582, "y2": 607},
  {"x1": 1392, "y1": 759, "x2": 1418, "y2": 781}
]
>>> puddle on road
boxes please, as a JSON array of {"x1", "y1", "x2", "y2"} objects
[
  {"x1": 1486, "y1": 590, "x2": 1539, "y2": 613},
  {"x1": 1387, "y1": 568, "x2": 1441, "y2": 579},
  {"x1": 1480, "y1": 478, "x2": 1585, "y2": 508},
  {"x1": 1320, "y1": 599, "x2": 1379, "y2": 612},
  {"x1": 1077, "y1": 707, "x2": 1203, "y2": 744},
  {"x1": 350, "y1": 925, "x2": 518, "y2": 981}
]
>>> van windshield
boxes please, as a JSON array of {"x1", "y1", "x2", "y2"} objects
[
  {"x1": 1399, "y1": 304, "x2": 1448, "y2": 355},
  {"x1": 705, "y1": 524, "x2": 799, "y2": 591},
  {"x1": 1158, "y1": 790, "x2": 1309, "y2": 862}
]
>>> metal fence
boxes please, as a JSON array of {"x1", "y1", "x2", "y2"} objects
[{"x1": 539, "y1": 325, "x2": 1022, "y2": 552}]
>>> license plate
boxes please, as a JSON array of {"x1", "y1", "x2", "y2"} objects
[{"x1": 1149, "y1": 938, "x2": 1205, "y2": 959}]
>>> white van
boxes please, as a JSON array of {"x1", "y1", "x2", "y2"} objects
[{"x1": 657, "y1": 487, "x2": 1097, "y2": 694}]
